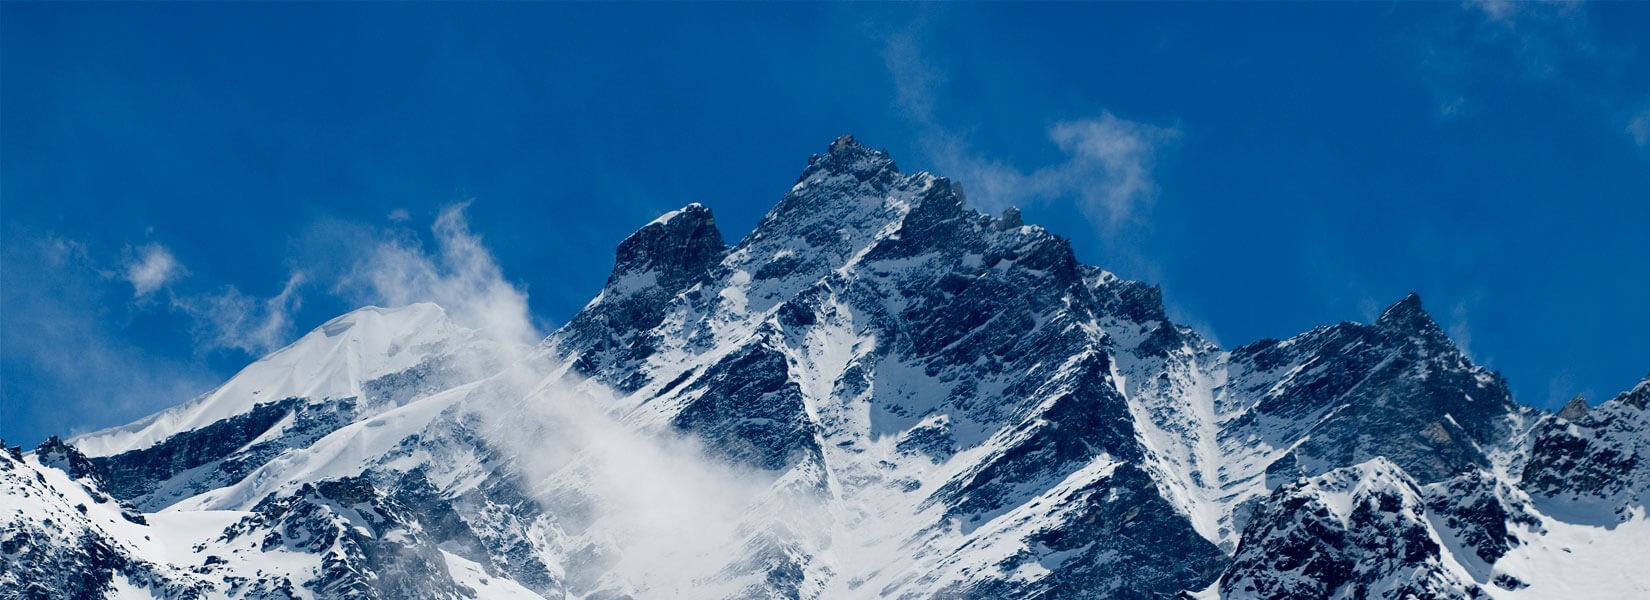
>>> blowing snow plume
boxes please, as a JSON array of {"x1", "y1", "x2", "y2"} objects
[
  {"x1": 468, "y1": 365, "x2": 792, "y2": 598},
  {"x1": 334, "y1": 202, "x2": 807, "y2": 597},
  {"x1": 341, "y1": 202, "x2": 543, "y2": 349}
]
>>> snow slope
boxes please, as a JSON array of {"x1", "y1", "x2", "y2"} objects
[{"x1": 73, "y1": 303, "x2": 509, "y2": 458}]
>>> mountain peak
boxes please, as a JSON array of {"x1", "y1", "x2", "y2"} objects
[
  {"x1": 318, "y1": 302, "x2": 447, "y2": 336},
  {"x1": 609, "y1": 203, "x2": 726, "y2": 293},
  {"x1": 33, "y1": 436, "x2": 101, "y2": 484},
  {"x1": 1375, "y1": 291, "x2": 1436, "y2": 333},
  {"x1": 1557, "y1": 394, "x2": 1591, "y2": 420},
  {"x1": 830, "y1": 133, "x2": 860, "y2": 154},
  {"x1": 71, "y1": 300, "x2": 480, "y2": 457},
  {"x1": 997, "y1": 206, "x2": 1024, "y2": 230},
  {"x1": 797, "y1": 134, "x2": 899, "y2": 183},
  {"x1": 1381, "y1": 290, "x2": 1424, "y2": 316},
  {"x1": 1615, "y1": 374, "x2": 1650, "y2": 411}
]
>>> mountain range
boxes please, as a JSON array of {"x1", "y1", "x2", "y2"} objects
[{"x1": 4, "y1": 136, "x2": 1647, "y2": 599}]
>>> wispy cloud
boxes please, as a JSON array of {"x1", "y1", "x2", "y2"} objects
[
  {"x1": 171, "y1": 272, "x2": 307, "y2": 356},
  {"x1": 115, "y1": 240, "x2": 309, "y2": 356},
  {"x1": 337, "y1": 202, "x2": 540, "y2": 346},
  {"x1": 2, "y1": 200, "x2": 545, "y2": 443},
  {"x1": 114, "y1": 202, "x2": 539, "y2": 356},
  {"x1": 1413, "y1": 0, "x2": 1632, "y2": 124},
  {"x1": 0, "y1": 230, "x2": 219, "y2": 442},
  {"x1": 1446, "y1": 291, "x2": 1488, "y2": 364},
  {"x1": 1628, "y1": 106, "x2": 1650, "y2": 149},
  {"x1": 478, "y1": 375, "x2": 779, "y2": 595},
  {"x1": 123, "y1": 243, "x2": 186, "y2": 299},
  {"x1": 883, "y1": 29, "x2": 1179, "y2": 232},
  {"x1": 884, "y1": 30, "x2": 943, "y2": 127},
  {"x1": 879, "y1": 23, "x2": 1210, "y2": 348},
  {"x1": 1463, "y1": 0, "x2": 1590, "y2": 79}
]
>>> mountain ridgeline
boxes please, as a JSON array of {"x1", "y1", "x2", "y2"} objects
[{"x1": 4, "y1": 136, "x2": 1648, "y2": 599}]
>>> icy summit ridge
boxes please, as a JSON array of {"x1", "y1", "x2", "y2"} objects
[{"x1": 70, "y1": 302, "x2": 499, "y2": 459}]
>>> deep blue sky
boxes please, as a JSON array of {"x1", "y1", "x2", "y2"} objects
[{"x1": 3, "y1": 3, "x2": 1648, "y2": 446}]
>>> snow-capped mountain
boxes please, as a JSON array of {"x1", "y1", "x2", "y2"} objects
[{"x1": 4, "y1": 136, "x2": 1647, "y2": 599}]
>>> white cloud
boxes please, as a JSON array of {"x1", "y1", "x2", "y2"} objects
[
  {"x1": 883, "y1": 30, "x2": 1179, "y2": 232},
  {"x1": 2, "y1": 204, "x2": 540, "y2": 442},
  {"x1": 339, "y1": 202, "x2": 540, "y2": 346},
  {"x1": 1463, "y1": 0, "x2": 1589, "y2": 79},
  {"x1": 1628, "y1": 107, "x2": 1650, "y2": 148},
  {"x1": 1407, "y1": 1, "x2": 1594, "y2": 119},
  {"x1": 1468, "y1": 0, "x2": 1522, "y2": 25},
  {"x1": 475, "y1": 372, "x2": 779, "y2": 595},
  {"x1": 1, "y1": 231, "x2": 219, "y2": 442},
  {"x1": 121, "y1": 202, "x2": 539, "y2": 358},
  {"x1": 172, "y1": 272, "x2": 306, "y2": 356},
  {"x1": 1048, "y1": 116, "x2": 1180, "y2": 226},
  {"x1": 1447, "y1": 296, "x2": 1483, "y2": 363},
  {"x1": 123, "y1": 243, "x2": 185, "y2": 298},
  {"x1": 883, "y1": 31, "x2": 941, "y2": 126}
]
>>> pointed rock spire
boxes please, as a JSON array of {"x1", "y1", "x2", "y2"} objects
[
  {"x1": 608, "y1": 203, "x2": 727, "y2": 294},
  {"x1": 1557, "y1": 394, "x2": 1590, "y2": 421},
  {"x1": 1378, "y1": 291, "x2": 1424, "y2": 321},
  {"x1": 795, "y1": 134, "x2": 899, "y2": 184},
  {"x1": 997, "y1": 206, "x2": 1024, "y2": 230},
  {"x1": 34, "y1": 436, "x2": 103, "y2": 484},
  {"x1": 562, "y1": 203, "x2": 729, "y2": 379},
  {"x1": 1375, "y1": 291, "x2": 1443, "y2": 336},
  {"x1": 1614, "y1": 373, "x2": 1650, "y2": 410}
]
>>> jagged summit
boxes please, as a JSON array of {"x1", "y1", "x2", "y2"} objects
[
  {"x1": 33, "y1": 435, "x2": 103, "y2": 485},
  {"x1": 1375, "y1": 291, "x2": 1435, "y2": 331},
  {"x1": 608, "y1": 202, "x2": 726, "y2": 293},
  {"x1": 997, "y1": 206, "x2": 1024, "y2": 229},
  {"x1": 1619, "y1": 374, "x2": 1650, "y2": 410},
  {"x1": 1558, "y1": 394, "x2": 1591, "y2": 420},
  {"x1": 795, "y1": 133, "x2": 899, "y2": 184}
]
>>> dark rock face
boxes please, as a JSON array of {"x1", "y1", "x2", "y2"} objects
[
  {"x1": 1221, "y1": 460, "x2": 1485, "y2": 600},
  {"x1": 972, "y1": 464, "x2": 1228, "y2": 600},
  {"x1": 1423, "y1": 471, "x2": 1541, "y2": 569},
  {"x1": 1557, "y1": 394, "x2": 1591, "y2": 421},
  {"x1": 1, "y1": 442, "x2": 209, "y2": 600},
  {"x1": 894, "y1": 416, "x2": 956, "y2": 462},
  {"x1": 88, "y1": 399, "x2": 299, "y2": 501},
  {"x1": 217, "y1": 476, "x2": 472, "y2": 600},
  {"x1": 1231, "y1": 293, "x2": 1523, "y2": 486},
  {"x1": 34, "y1": 436, "x2": 105, "y2": 486},
  {"x1": 935, "y1": 354, "x2": 1143, "y2": 526},
  {"x1": 789, "y1": 134, "x2": 901, "y2": 196},
  {"x1": 0, "y1": 530, "x2": 187, "y2": 600},
  {"x1": 383, "y1": 469, "x2": 490, "y2": 564},
  {"x1": 670, "y1": 342, "x2": 822, "y2": 472},
  {"x1": 558, "y1": 203, "x2": 728, "y2": 385},
  {"x1": 89, "y1": 398, "x2": 359, "y2": 511},
  {"x1": 1520, "y1": 376, "x2": 1650, "y2": 520},
  {"x1": 612, "y1": 203, "x2": 728, "y2": 295}
]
